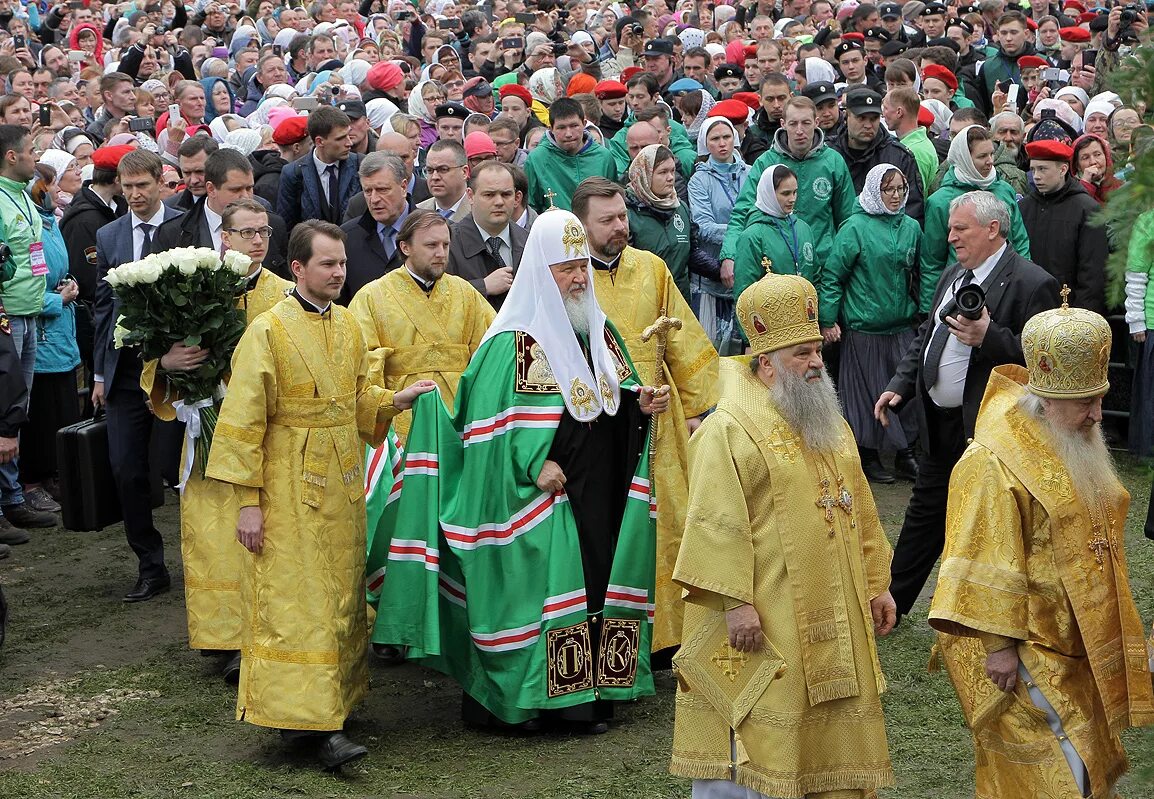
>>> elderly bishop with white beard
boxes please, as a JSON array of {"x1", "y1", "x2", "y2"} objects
[
  {"x1": 929, "y1": 298, "x2": 1154, "y2": 799},
  {"x1": 373, "y1": 209, "x2": 671, "y2": 735},
  {"x1": 670, "y1": 273, "x2": 897, "y2": 799}
]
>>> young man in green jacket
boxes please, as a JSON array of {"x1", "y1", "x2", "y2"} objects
[
  {"x1": 0, "y1": 125, "x2": 57, "y2": 542},
  {"x1": 883, "y1": 87, "x2": 939, "y2": 195},
  {"x1": 524, "y1": 98, "x2": 617, "y2": 212}
]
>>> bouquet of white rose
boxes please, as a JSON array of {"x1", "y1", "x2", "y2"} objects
[{"x1": 106, "y1": 247, "x2": 253, "y2": 484}]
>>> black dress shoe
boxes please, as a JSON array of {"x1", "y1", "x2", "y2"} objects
[
  {"x1": 371, "y1": 643, "x2": 408, "y2": 664},
  {"x1": 859, "y1": 448, "x2": 895, "y2": 484},
  {"x1": 123, "y1": 575, "x2": 172, "y2": 603},
  {"x1": 581, "y1": 721, "x2": 609, "y2": 735},
  {"x1": 317, "y1": 732, "x2": 368, "y2": 769},
  {"x1": 221, "y1": 652, "x2": 242, "y2": 684},
  {"x1": 894, "y1": 448, "x2": 919, "y2": 482},
  {"x1": 2, "y1": 502, "x2": 57, "y2": 529}
]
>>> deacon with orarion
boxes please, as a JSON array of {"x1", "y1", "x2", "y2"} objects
[{"x1": 670, "y1": 273, "x2": 897, "y2": 799}]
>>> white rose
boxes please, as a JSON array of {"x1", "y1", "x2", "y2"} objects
[
  {"x1": 177, "y1": 258, "x2": 198, "y2": 276},
  {"x1": 198, "y1": 249, "x2": 220, "y2": 270},
  {"x1": 138, "y1": 259, "x2": 163, "y2": 284},
  {"x1": 223, "y1": 250, "x2": 252, "y2": 276},
  {"x1": 104, "y1": 268, "x2": 121, "y2": 288}
]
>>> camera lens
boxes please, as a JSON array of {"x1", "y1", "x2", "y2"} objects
[{"x1": 955, "y1": 284, "x2": 985, "y2": 319}]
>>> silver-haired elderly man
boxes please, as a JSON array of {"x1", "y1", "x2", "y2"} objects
[{"x1": 874, "y1": 190, "x2": 1059, "y2": 623}]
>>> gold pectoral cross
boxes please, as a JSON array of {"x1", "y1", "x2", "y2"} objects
[
  {"x1": 761, "y1": 256, "x2": 773, "y2": 275},
  {"x1": 816, "y1": 477, "x2": 855, "y2": 537},
  {"x1": 1089, "y1": 520, "x2": 1114, "y2": 568}
]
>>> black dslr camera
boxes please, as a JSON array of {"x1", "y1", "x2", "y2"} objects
[{"x1": 939, "y1": 282, "x2": 986, "y2": 322}]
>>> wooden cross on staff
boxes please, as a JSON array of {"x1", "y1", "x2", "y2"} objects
[{"x1": 640, "y1": 308, "x2": 682, "y2": 494}]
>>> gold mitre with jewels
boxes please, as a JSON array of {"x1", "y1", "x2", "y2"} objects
[
  {"x1": 1022, "y1": 286, "x2": 1111, "y2": 399},
  {"x1": 736, "y1": 273, "x2": 822, "y2": 355}
]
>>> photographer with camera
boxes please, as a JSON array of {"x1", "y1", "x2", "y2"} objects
[{"x1": 874, "y1": 190, "x2": 1059, "y2": 623}]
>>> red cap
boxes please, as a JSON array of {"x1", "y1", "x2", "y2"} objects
[
  {"x1": 1062, "y1": 0, "x2": 1086, "y2": 11},
  {"x1": 842, "y1": 32, "x2": 866, "y2": 43},
  {"x1": 922, "y1": 64, "x2": 958, "y2": 91},
  {"x1": 620, "y1": 66, "x2": 644, "y2": 82},
  {"x1": 498, "y1": 83, "x2": 533, "y2": 106},
  {"x1": 1017, "y1": 55, "x2": 1049, "y2": 69},
  {"x1": 1025, "y1": 17, "x2": 1038, "y2": 30},
  {"x1": 1025, "y1": 139, "x2": 1074, "y2": 162},
  {"x1": 464, "y1": 131, "x2": 498, "y2": 158},
  {"x1": 1060, "y1": 25, "x2": 1091, "y2": 41},
  {"x1": 366, "y1": 61, "x2": 405, "y2": 92},
  {"x1": 593, "y1": 80, "x2": 627, "y2": 99},
  {"x1": 272, "y1": 115, "x2": 309, "y2": 146},
  {"x1": 917, "y1": 106, "x2": 935, "y2": 128},
  {"x1": 1076, "y1": 12, "x2": 1096, "y2": 24},
  {"x1": 708, "y1": 99, "x2": 751, "y2": 124},
  {"x1": 743, "y1": 43, "x2": 758, "y2": 58},
  {"x1": 566, "y1": 72, "x2": 597, "y2": 97},
  {"x1": 733, "y1": 91, "x2": 761, "y2": 112},
  {"x1": 92, "y1": 144, "x2": 136, "y2": 171}
]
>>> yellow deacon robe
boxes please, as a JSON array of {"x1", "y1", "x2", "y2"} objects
[
  {"x1": 348, "y1": 267, "x2": 493, "y2": 441},
  {"x1": 205, "y1": 296, "x2": 401, "y2": 732},
  {"x1": 671, "y1": 358, "x2": 894, "y2": 798},
  {"x1": 592, "y1": 246, "x2": 718, "y2": 651},
  {"x1": 929, "y1": 365, "x2": 1154, "y2": 799},
  {"x1": 141, "y1": 267, "x2": 291, "y2": 651}
]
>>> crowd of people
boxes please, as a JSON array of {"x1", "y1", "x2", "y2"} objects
[{"x1": 1, "y1": 0, "x2": 1154, "y2": 792}]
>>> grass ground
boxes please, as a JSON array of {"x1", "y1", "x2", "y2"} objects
[{"x1": 0, "y1": 461, "x2": 1152, "y2": 799}]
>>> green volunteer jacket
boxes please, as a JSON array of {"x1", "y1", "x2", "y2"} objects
[
  {"x1": 609, "y1": 115, "x2": 698, "y2": 179},
  {"x1": 0, "y1": 176, "x2": 46, "y2": 317},
  {"x1": 524, "y1": 132, "x2": 618, "y2": 213},
  {"x1": 626, "y1": 196, "x2": 693, "y2": 302}
]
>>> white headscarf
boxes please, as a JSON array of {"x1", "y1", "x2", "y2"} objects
[
  {"x1": 479, "y1": 210, "x2": 622, "y2": 423},
  {"x1": 804, "y1": 57, "x2": 837, "y2": 85},
  {"x1": 947, "y1": 124, "x2": 996, "y2": 188},
  {"x1": 696, "y1": 116, "x2": 741, "y2": 157},
  {"x1": 921, "y1": 99, "x2": 952, "y2": 136},
  {"x1": 407, "y1": 79, "x2": 438, "y2": 123},
  {"x1": 342, "y1": 59, "x2": 371, "y2": 88},
  {"x1": 754, "y1": 164, "x2": 791, "y2": 217},
  {"x1": 366, "y1": 97, "x2": 398, "y2": 130},
  {"x1": 38, "y1": 148, "x2": 76, "y2": 178},
  {"x1": 246, "y1": 96, "x2": 288, "y2": 127},
  {"x1": 222, "y1": 127, "x2": 265, "y2": 155},
  {"x1": 859, "y1": 163, "x2": 908, "y2": 215},
  {"x1": 273, "y1": 28, "x2": 297, "y2": 50},
  {"x1": 1055, "y1": 86, "x2": 1090, "y2": 113}
]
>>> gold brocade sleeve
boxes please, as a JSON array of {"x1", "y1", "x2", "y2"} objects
[
  {"x1": 348, "y1": 283, "x2": 393, "y2": 389},
  {"x1": 850, "y1": 465, "x2": 893, "y2": 599},
  {"x1": 139, "y1": 359, "x2": 177, "y2": 422},
  {"x1": 205, "y1": 319, "x2": 277, "y2": 489},
  {"x1": 928, "y1": 443, "x2": 1030, "y2": 640},
  {"x1": 353, "y1": 318, "x2": 399, "y2": 449},
  {"x1": 658, "y1": 264, "x2": 718, "y2": 419},
  {"x1": 468, "y1": 289, "x2": 497, "y2": 352},
  {"x1": 674, "y1": 412, "x2": 756, "y2": 610}
]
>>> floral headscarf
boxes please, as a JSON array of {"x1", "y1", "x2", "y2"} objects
[
  {"x1": 528, "y1": 68, "x2": 561, "y2": 106},
  {"x1": 858, "y1": 164, "x2": 908, "y2": 215},
  {"x1": 628, "y1": 145, "x2": 680, "y2": 210},
  {"x1": 407, "y1": 79, "x2": 439, "y2": 124}
]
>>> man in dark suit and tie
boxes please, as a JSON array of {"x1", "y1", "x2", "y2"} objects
[
  {"x1": 447, "y1": 161, "x2": 528, "y2": 310},
  {"x1": 277, "y1": 105, "x2": 363, "y2": 231},
  {"x1": 93, "y1": 150, "x2": 185, "y2": 602},
  {"x1": 874, "y1": 190, "x2": 1059, "y2": 620},
  {"x1": 339, "y1": 153, "x2": 410, "y2": 304}
]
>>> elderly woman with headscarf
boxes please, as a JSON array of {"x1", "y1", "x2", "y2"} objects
[
  {"x1": 527, "y1": 68, "x2": 562, "y2": 127},
  {"x1": 201, "y1": 76, "x2": 237, "y2": 123},
  {"x1": 688, "y1": 117, "x2": 748, "y2": 352},
  {"x1": 1073, "y1": 132, "x2": 1123, "y2": 204},
  {"x1": 919, "y1": 124, "x2": 1031, "y2": 313},
  {"x1": 37, "y1": 150, "x2": 83, "y2": 214},
  {"x1": 627, "y1": 145, "x2": 697, "y2": 303},
  {"x1": 820, "y1": 163, "x2": 922, "y2": 482},
  {"x1": 407, "y1": 79, "x2": 446, "y2": 148},
  {"x1": 731, "y1": 164, "x2": 818, "y2": 313}
]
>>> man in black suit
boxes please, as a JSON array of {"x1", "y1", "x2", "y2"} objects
[
  {"x1": 153, "y1": 148, "x2": 289, "y2": 278},
  {"x1": 874, "y1": 190, "x2": 1058, "y2": 620},
  {"x1": 341, "y1": 131, "x2": 430, "y2": 223},
  {"x1": 338, "y1": 153, "x2": 409, "y2": 304},
  {"x1": 277, "y1": 105, "x2": 363, "y2": 231},
  {"x1": 93, "y1": 150, "x2": 185, "y2": 602},
  {"x1": 164, "y1": 135, "x2": 219, "y2": 212},
  {"x1": 447, "y1": 161, "x2": 527, "y2": 310}
]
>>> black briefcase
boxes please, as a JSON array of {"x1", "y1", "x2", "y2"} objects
[{"x1": 56, "y1": 414, "x2": 165, "y2": 532}]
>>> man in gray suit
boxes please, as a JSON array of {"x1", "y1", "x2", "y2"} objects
[
  {"x1": 446, "y1": 162, "x2": 528, "y2": 311},
  {"x1": 93, "y1": 150, "x2": 186, "y2": 603},
  {"x1": 416, "y1": 140, "x2": 472, "y2": 222}
]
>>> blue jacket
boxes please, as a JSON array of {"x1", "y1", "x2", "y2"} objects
[
  {"x1": 34, "y1": 210, "x2": 80, "y2": 374},
  {"x1": 277, "y1": 150, "x2": 363, "y2": 231},
  {"x1": 688, "y1": 156, "x2": 749, "y2": 260}
]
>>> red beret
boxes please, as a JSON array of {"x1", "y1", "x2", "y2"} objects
[
  {"x1": 842, "y1": 32, "x2": 866, "y2": 43},
  {"x1": 366, "y1": 61, "x2": 404, "y2": 92},
  {"x1": 1076, "y1": 12, "x2": 1096, "y2": 24},
  {"x1": 92, "y1": 144, "x2": 136, "y2": 171},
  {"x1": 272, "y1": 115, "x2": 309, "y2": 146},
  {"x1": 620, "y1": 66, "x2": 644, "y2": 83},
  {"x1": 917, "y1": 106, "x2": 936, "y2": 128},
  {"x1": 743, "y1": 43, "x2": 758, "y2": 58},
  {"x1": 1062, "y1": 0, "x2": 1085, "y2": 11},
  {"x1": 733, "y1": 91, "x2": 761, "y2": 112},
  {"x1": 1017, "y1": 55, "x2": 1049, "y2": 69},
  {"x1": 922, "y1": 64, "x2": 958, "y2": 91},
  {"x1": 594, "y1": 80, "x2": 627, "y2": 99},
  {"x1": 1060, "y1": 25, "x2": 1091, "y2": 41},
  {"x1": 708, "y1": 99, "x2": 751, "y2": 123},
  {"x1": 1025, "y1": 17, "x2": 1038, "y2": 30},
  {"x1": 498, "y1": 83, "x2": 533, "y2": 106},
  {"x1": 1025, "y1": 139, "x2": 1074, "y2": 162}
]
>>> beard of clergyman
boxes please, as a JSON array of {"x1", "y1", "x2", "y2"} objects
[
  {"x1": 769, "y1": 353, "x2": 844, "y2": 452},
  {"x1": 1021, "y1": 392, "x2": 1117, "y2": 502},
  {"x1": 564, "y1": 290, "x2": 591, "y2": 336}
]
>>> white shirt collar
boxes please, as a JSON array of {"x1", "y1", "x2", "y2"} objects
[
  {"x1": 313, "y1": 150, "x2": 337, "y2": 173},
  {"x1": 966, "y1": 242, "x2": 1008, "y2": 286},
  {"x1": 473, "y1": 219, "x2": 511, "y2": 247},
  {"x1": 435, "y1": 192, "x2": 465, "y2": 214},
  {"x1": 130, "y1": 205, "x2": 166, "y2": 229},
  {"x1": 204, "y1": 202, "x2": 223, "y2": 232}
]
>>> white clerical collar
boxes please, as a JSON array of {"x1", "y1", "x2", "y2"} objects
[{"x1": 293, "y1": 288, "x2": 331, "y2": 314}]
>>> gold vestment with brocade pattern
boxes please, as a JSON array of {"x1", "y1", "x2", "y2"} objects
[
  {"x1": 670, "y1": 358, "x2": 893, "y2": 798},
  {"x1": 929, "y1": 365, "x2": 1154, "y2": 799},
  {"x1": 205, "y1": 297, "x2": 400, "y2": 731},
  {"x1": 141, "y1": 268, "x2": 291, "y2": 651},
  {"x1": 592, "y1": 247, "x2": 718, "y2": 651}
]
